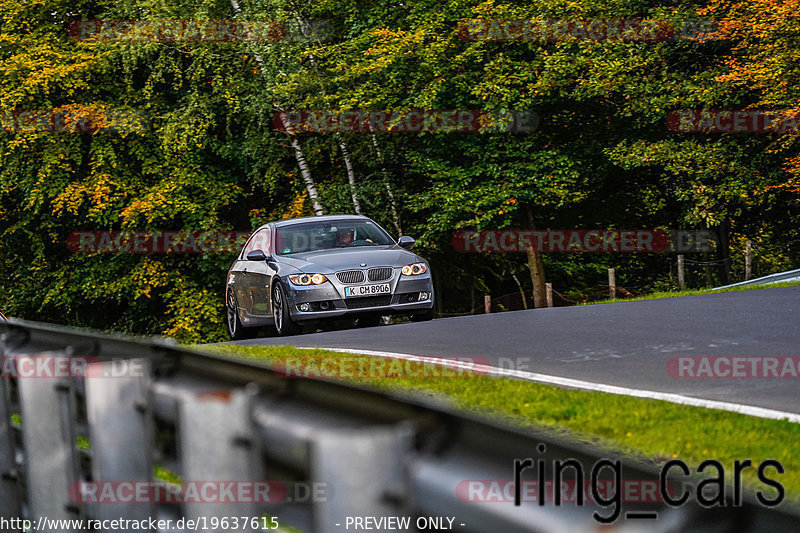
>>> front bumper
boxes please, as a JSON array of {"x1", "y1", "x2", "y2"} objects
[{"x1": 283, "y1": 269, "x2": 434, "y2": 322}]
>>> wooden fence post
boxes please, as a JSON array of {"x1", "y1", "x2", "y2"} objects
[
  {"x1": 745, "y1": 239, "x2": 752, "y2": 280},
  {"x1": 608, "y1": 268, "x2": 616, "y2": 299}
]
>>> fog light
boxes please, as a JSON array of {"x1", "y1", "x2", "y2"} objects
[
  {"x1": 418, "y1": 292, "x2": 430, "y2": 301},
  {"x1": 319, "y1": 301, "x2": 330, "y2": 310},
  {"x1": 299, "y1": 303, "x2": 310, "y2": 312}
]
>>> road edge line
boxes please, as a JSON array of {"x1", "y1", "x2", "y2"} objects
[{"x1": 311, "y1": 347, "x2": 800, "y2": 423}]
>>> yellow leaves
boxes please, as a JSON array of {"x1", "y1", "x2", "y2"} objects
[
  {"x1": 52, "y1": 183, "x2": 88, "y2": 217},
  {"x1": 283, "y1": 190, "x2": 309, "y2": 219},
  {"x1": 52, "y1": 167, "x2": 119, "y2": 219},
  {"x1": 0, "y1": 38, "x2": 99, "y2": 108}
]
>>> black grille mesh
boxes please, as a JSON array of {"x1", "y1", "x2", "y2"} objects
[
  {"x1": 368, "y1": 267, "x2": 393, "y2": 281},
  {"x1": 336, "y1": 270, "x2": 365, "y2": 284},
  {"x1": 344, "y1": 296, "x2": 391, "y2": 309}
]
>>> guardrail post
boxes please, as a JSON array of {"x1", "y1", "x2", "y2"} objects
[
  {"x1": 677, "y1": 255, "x2": 685, "y2": 290},
  {"x1": 177, "y1": 384, "x2": 261, "y2": 531},
  {"x1": 17, "y1": 354, "x2": 82, "y2": 520},
  {"x1": 311, "y1": 423, "x2": 414, "y2": 533},
  {"x1": 84, "y1": 359, "x2": 154, "y2": 521},
  {"x1": 0, "y1": 376, "x2": 20, "y2": 516},
  {"x1": 545, "y1": 283, "x2": 553, "y2": 307}
]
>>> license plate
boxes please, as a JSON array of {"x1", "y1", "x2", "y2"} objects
[{"x1": 344, "y1": 283, "x2": 391, "y2": 297}]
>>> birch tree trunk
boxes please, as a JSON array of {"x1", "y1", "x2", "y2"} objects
[
  {"x1": 230, "y1": 0, "x2": 324, "y2": 216},
  {"x1": 511, "y1": 272, "x2": 528, "y2": 310},
  {"x1": 371, "y1": 134, "x2": 402, "y2": 235},
  {"x1": 286, "y1": 4, "x2": 360, "y2": 216},
  {"x1": 338, "y1": 141, "x2": 362, "y2": 214}
]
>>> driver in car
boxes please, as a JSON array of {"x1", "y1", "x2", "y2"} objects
[
  {"x1": 337, "y1": 227, "x2": 355, "y2": 247},
  {"x1": 337, "y1": 226, "x2": 375, "y2": 247}
]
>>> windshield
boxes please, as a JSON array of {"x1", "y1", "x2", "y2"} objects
[{"x1": 275, "y1": 220, "x2": 395, "y2": 255}]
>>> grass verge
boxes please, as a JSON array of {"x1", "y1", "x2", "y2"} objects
[
  {"x1": 583, "y1": 280, "x2": 800, "y2": 306},
  {"x1": 203, "y1": 343, "x2": 800, "y2": 503}
]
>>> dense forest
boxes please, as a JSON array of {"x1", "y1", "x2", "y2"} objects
[{"x1": 1, "y1": 0, "x2": 798, "y2": 341}]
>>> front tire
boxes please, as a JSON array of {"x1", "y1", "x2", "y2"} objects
[
  {"x1": 273, "y1": 282, "x2": 303, "y2": 336},
  {"x1": 227, "y1": 289, "x2": 258, "y2": 340}
]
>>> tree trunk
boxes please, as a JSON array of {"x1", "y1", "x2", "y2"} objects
[
  {"x1": 525, "y1": 208, "x2": 547, "y2": 308},
  {"x1": 511, "y1": 272, "x2": 528, "y2": 310},
  {"x1": 272, "y1": 113, "x2": 324, "y2": 216},
  {"x1": 230, "y1": 0, "x2": 323, "y2": 216},
  {"x1": 371, "y1": 134, "x2": 402, "y2": 236},
  {"x1": 339, "y1": 141, "x2": 362, "y2": 214},
  {"x1": 717, "y1": 218, "x2": 730, "y2": 285}
]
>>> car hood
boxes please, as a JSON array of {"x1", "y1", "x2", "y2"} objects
[{"x1": 276, "y1": 246, "x2": 421, "y2": 273}]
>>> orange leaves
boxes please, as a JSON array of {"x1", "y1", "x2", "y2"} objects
[{"x1": 702, "y1": 0, "x2": 800, "y2": 181}]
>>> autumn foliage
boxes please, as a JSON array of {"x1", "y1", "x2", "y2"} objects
[{"x1": 0, "y1": 0, "x2": 798, "y2": 340}]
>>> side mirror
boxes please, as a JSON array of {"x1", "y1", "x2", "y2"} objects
[
  {"x1": 397, "y1": 236, "x2": 415, "y2": 249},
  {"x1": 246, "y1": 249, "x2": 268, "y2": 261}
]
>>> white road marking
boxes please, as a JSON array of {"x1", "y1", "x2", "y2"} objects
[{"x1": 311, "y1": 347, "x2": 800, "y2": 423}]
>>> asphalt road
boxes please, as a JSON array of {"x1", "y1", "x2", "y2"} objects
[{"x1": 231, "y1": 286, "x2": 800, "y2": 414}]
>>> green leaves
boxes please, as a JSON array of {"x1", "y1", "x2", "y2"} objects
[{"x1": 2, "y1": 0, "x2": 799, "y2": 337}]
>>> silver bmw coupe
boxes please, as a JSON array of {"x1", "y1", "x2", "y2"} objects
[{"x1": 226, "y1": 215, "x2": 434, "y2": 338}]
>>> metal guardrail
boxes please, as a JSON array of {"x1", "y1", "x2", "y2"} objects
[
  {"x1": 712, "y1": 267, "x2": 800, "y2": 290},
  {"x1": 0, "y1": 319, "x2": 798, "y2": 532}
]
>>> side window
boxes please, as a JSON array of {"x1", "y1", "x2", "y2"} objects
[{"x1": 243, "y1": 229, "x2": 270, "y2": 257}]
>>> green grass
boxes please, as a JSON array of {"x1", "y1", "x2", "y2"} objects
[
  {"x1": 203, "y1": 344, "x2": 800, "y2": 502},
  {"x1": 584, "y1": 280, "x2": 800, "y2": 306}
]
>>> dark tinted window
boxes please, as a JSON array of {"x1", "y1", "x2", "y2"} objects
[{"x1": 275, "y1": 220, "x2": 394, "y2": 254}]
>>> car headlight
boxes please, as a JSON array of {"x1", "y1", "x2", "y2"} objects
[
  {"x1": 289, "y1": 273, "x2": 328, "y2": 286},
  {"x1": 401, "y1": 263, "x2": 427, "y2": 276}
]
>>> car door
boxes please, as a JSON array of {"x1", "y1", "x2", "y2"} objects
[
  {"x1": 239, "y1": 227, "x2": 275, "y2": 321},
  {"x1": 228, "y1": 240, "x2": 250, "y2": 322}
]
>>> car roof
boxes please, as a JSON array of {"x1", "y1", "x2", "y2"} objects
[{"x1": 259, "y1": 214, "x2": 371, "y2": 231}]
